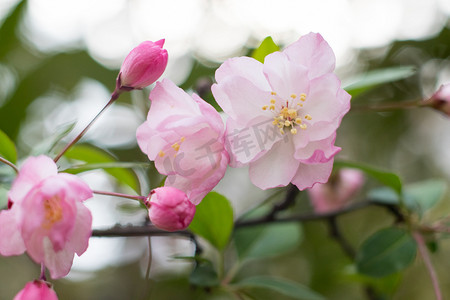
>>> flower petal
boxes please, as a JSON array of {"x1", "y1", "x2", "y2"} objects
[
  {"x1": 248, "y1": 140, "x2": 299, "y2": 189},
  {"x1": 283, "y1": 32, "x2": 336, "y2": 79},
  {"x1": 294, "y1": 133, "x2": 340, "y2": 163},
  {"x1": 291, "y1": 159, "x2": 335, "y2": 190},
  {"x1": 0, "y1": 208, "x2": 26, "y2": 256},
  {"x1": 43, "y1": 237, "x2": 74, "y2": 279}
]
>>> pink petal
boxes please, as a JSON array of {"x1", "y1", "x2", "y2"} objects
[
  {"x1": 248, "y1": 140, "x2": 299, "y2": 189},
  {"x1": 212, "y1": 76, "x2": 272, "y2": 125},
  {"x1": 14, "y1": 280, "x2": 58, "y2": 300},
  {"x1": 67, "y1": 202, "x2": 92, "y2": 255},
  {"x1": 283, "y1": 32, "x2": 336, "y2": 79},
  {"x1": 57, "y1": 173, "x2": 93, "y2": 202},
  {"x1": 8, "y1": 155, "x2": 57, "y2": 204},
  {"x1": 294, "y1": 133, "x2": 340, "y2": 163},
  {"x1": 262, "y1": 51, "x2": 310, "y2": 100},
  {"x1": 42, "y1": 238, "x2": 74, "y2": 279},
  {"x1": 0, "y1": 208, "x2": 26, "y2": 256},
  {"x1": 291, "y1": 159, "x2": 335, "y2": 190},
  {"x1": 215, "y1": 56, "x2": 270, "y2": 91}
]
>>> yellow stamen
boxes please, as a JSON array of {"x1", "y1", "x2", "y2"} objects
[
  {"x1": 288, "y1": 109, "x2": 297, "y2": 118},
  {"x1": 270, "y1": 99, "x2": 276, "y2": 104},
  {"x1": 300, "y1": 124, "x2": 307, "y2": 130},
  {"x1": 291, "y1": 128, "x2": 297, "y2": 134},
  {"x1": 158, "y1": 150, "x2": 165, "y2": 157},
  {"x1": 290, "y1": 94, "x2": 297, "y2": 99},
  {"x1": 295, "y1": 118, "x2": 302, "y2": 124},
  {"x1": 304, "y1": 114, "x2": 312, "y2": 120},
  {"x1": 300, "y1": 93, "x2": 307, "y2": 101},
  {"x1": 42, "y1": 196, "x2": 63, "y2": 229},
  {"x1": 171, "y1": 143, "x2": 180, "y2": 152},
  {"x1": 269, "y1": 104, "x2": 276, "y2": 110},
  {"x1": 284, "y1": 120, "x2": 291, "y2": 126},
  {"x1": 262, "y1": 105, "x2": 269, "y2": 110},
  {"x1": 271, "y1": 91, "x2": 277, "y2": 95},
  {"x1": 180, "y1": 137, "x2": 185, "y2": 143},
  {"x1": 279, "y1": 128, "x2": 285, "y2": 135},
  {"x1": 272, "y1": 119, "x2": 279, "y2": 125}
]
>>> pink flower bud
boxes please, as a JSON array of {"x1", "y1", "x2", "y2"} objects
[
  {"x1": 426, "y1": 83, "x2": 450, "y2": 116},
  {"x1": 14, "y1": 280, "x2": 58, "y2": 300},
  {"x1": 147, "y1": 187, "x2": 196, "y2": 232},
  {"x1": 118, "y1": 39, "x2": 168, "y2": 90},
  {"x1": 308, "y1": 168, "x2": 364, "y2": 213}
]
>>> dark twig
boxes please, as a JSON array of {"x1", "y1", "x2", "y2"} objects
[
  {"x1": 326, "y1": 216, "x2": 356, "y2": 259},
  {"x1": 265, "y1": 184, "x2": 299, "y2": 220}
]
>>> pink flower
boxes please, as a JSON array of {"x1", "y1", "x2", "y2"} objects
[
  {"x1": 118, "y1": 39, "x2": 168, "y2": 89},
  {"x1": 146, "y1": 187, "x2": 196, "y2": 232},
  {"x1": 308, "y1": 168, "x2": 364, "y2": 213},
  {"x1": 211, "y1": 32, "x2": 351, "y2": 190},
  {"x1": 0, "y1": 155, "x2": 93, "y2": 279},
  {"x1": 425, "y1": 83, "x2": 450, "y2": 116},
  {"x1": 136, "y1": 79, "x2": 229, "y2": 204},
  {"x1": 14, "y1": 280, "x2": 58, "y2": 300}
]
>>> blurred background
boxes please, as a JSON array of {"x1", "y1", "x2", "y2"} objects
[{"x1": 0, "y1": 0, "x2": 449, "y2": 299}]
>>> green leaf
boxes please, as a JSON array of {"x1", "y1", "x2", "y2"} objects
[
  {"x1": 189, "y1": 261, "x2": 220, "y2": 288},
  {"x1": 368, "y1": 179, "x2": 447, "y2": 216},
  {"x1": 0, "y1": 185, "x2": 8, "y2": 209},
  {"x1": 344, "y1": 66, "x2": 416, "y2": 97},
  {"x1": 0, "y1": 0, "x2": 26, "y2": 60},
  {"x1": 0, "y1": 129, "x2": 17, "y2": 164},
  {"x1": 251, "y1": 36, "x2": 280, "y2": 63},
  {"x1": 63, "y1": 144, "x2": 140, "y2": 192},
  {"x1": 234, "y1": 223, "x2": 302, "y2": 260},
  {"x1": 334, "y1": 160, "x2": 402, "y2": 195},
  {"x1": 356, "y1": 227, "x2": 417, "y2": 278},
  {"x1": 233, "y1": 276, "x2": 325, "y2": 300},
  {"x1": 189, "y1": 192, "x2": 233, "y2": 250},
  {"x1": 31, "y1": 122, "x2": 76, "y2": 156}
]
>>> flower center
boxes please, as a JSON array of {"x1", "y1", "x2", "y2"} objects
[
  {"x1": 158, "y1": 136, "x2": 185, "y2": 157},
  {"x1": 42, "y1": 196, "x2": 63, "y2": 229},
  {"x1": 262, "y1": 92, "x2": 312, "y2": 135}
]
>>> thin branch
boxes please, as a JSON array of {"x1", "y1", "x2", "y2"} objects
[
  {"x1": 265, "y1": 184, "x2": 299, "y2": 220},
  {"x1": 93, "y1": 190, "x2": 147, "y2": 202},
  {"x1": 350, "y1": 99, "x2": 424, "y2": 112},
  {"x1": 0, "y1": 156, "x2": 18, "y2": 174},
  {"x1": 413, "y1": 231, "x2": 442, "y2": 300},
  {"x1": 326, "y1": 216, "x2": 355, "y2": 259},
  {"x1": 91, "y1": 225, "x2": 194, "y2": 238}
]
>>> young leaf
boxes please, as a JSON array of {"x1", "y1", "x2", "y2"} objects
[
  {"x1": 63, "y1": 144, "x2": 140, "y2": 192},
  {"x1": 344, "y1": 66, "x2": 416, "y2": 97},
  {"x1": 233, "y1": 276, "x2": 324, "y2": 300},
  {"x1": 234, "y1": 223, "x2": 302, "y2": 260},
  {"x1": 251, "y1": 36, "x2": 280, "y2": 63},
  {"x1": 334, "y1": 160, "x2": 402, "y2": 195},
  {"x1": 0, "y1": 129, "x2": 17, "y2": 164},
  {"x1": 356, "y1": 227, "x2": 417, "y2": 278},
  {"x1": 189, "y1": 192, "x2": 234, "y2": 251}
]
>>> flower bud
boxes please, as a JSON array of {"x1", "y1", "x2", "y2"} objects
[
  {"x1": 14, "y1": 280, "x2": 58, "y2": 300},
  {"x1": 308, "y1": 168, "x2": 364, "y2": 213},
  {"x1": 147, "y1": 187, "x2": 195, "y2": 232},
  {"x1": 426, "y1": 83, "x2": 450, "y2": 117},
  {"x1": 118, "y1": 39, "x2": 168, "y2": 90}
]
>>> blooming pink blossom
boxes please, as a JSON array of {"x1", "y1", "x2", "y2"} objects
[
  {"x1": 14, "y1": 280, "x2": 58, "y2": 300},
  {"x1": 212, "y1": 32, "x2": 351, "y2": 190},
  {"x1": 308, "y1": 168, "x2": 364, "y2": 213},
  {"x1": 119, "y1": 39, "x2": 168, "y2": 89},
  {"x1": 136, "y1": 79, "x2": 229, "y2": 204},
  {"x1": 426, "y1": 83, "x2": 450, "y2": 116},
  {"x1": 146, "y1": 187, "x2": 196, "y2": 231},
  {"x1": 0, "y1": 155, "x2": 93, "y2": 279}
]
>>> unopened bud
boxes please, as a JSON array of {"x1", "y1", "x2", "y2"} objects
[
  {"x1": 14, "y1": 280, "x2": 58, "y2": 300},
  {"x1": 147, "y1": 187, "x2": 195, "y2": 232},
  {"x1": 118, "y1": 39, "x2": 168, "y2": 90},
  {"x1": 425, "y1": 83, "x2": 450, "y2": 117}
]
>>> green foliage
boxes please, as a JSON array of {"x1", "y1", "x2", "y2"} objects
[
  {"x1": 189, "y1": 192, "x2": 234, "y2": 251},
  {"x1": 368, "y1": 179, "x2": 447, "y2": 216},
  {"x1": 356, "y1": 227, "x2": 417, "y2": 278},
  {"x1": 0, "y1": 129, "x2": 17, "y2": 163},
  {"x1": 334, "y1": 160, "x2": 402, "y2": 194},
  {"x1": 234, "y1": 223, "x2": 302, "y2": 260},
  {"x1": 344, "y1": 66, "x2": 416, "y2": 97},
  {"x1": 189, "y1": 260, "x2": 220, "y2": 288},
  {"x1": 233, "y1": 276, "x2": 325, "y2": 300},
  {"x1": 31, "y1": 122, "x2": 76, "y2": 156},
  {"x1": 251, "y1": 36, "x2": 280, "y2": 63},
  {"x1": 63, "y1": 144, "x2": 140, "y2": 192}
]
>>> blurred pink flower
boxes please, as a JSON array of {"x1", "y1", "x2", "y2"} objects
[
  {"x1": 118, "y1": 39, "x2": 168, "y2": 90},
  {"x1": 146, "y1": 187, "x2": 196, "y2": 232},
  {"x1": 426, "y1": 83, "x2": 450, "y2": 116},
  {"x1": 212, "y1": 32, "x2": 351, "y2": 190},
  {"x1": 136, "y1": 79, "x2": 229, "y2": 204},
  {"x1": 308, "y1": 168, "x2": 364, "y2": 213},
  {"x1": 0, "y1": 155, "x2": 93, "y2": 279},
  {"x1": 14, "y1": 280, "x2": 58, "y2": 300}
]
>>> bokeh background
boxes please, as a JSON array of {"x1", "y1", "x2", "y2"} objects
[{"x1": 0, "y1": 0, "x2": 449, "y2": 299}]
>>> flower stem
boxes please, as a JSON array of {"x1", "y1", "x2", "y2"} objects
[
  {"x1": 413, "y1": 231, "x2": 442, "y2": 300},
  {"x1": 351, "y1": 99, "x2": 426, "y2": 112},
  {"x1": 53, "y1": 90, "x2": 121, "y2": 163},
  {"x1": 40, "y1": 263, "x2": 46, "y2": 281},
  {"x1": 0, "y1": 156, "x2": 18, "y2": 174},
  {"x1": 93, "y1": 190, "x2": 147, "y2": 202}
]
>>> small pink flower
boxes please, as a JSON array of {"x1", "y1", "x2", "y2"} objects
[
  {"x1": 136, "y1": 79, "x2": 229, "y2": 204},
  {"x1": 14, "y1": 280, "x2": 58, "y2": 300},
  {"x1": 118, "y1": 39, "x2": 168, "y2": 89},
  {"x1": 212, "y1": 32, "x2": 351, "y2": 190},
  {"x1": 146, "y1": 187, "x2": 196, "y2": 232},
  {"x1": 425, "y1": 83, "x2": 450, "y2": 116},
  {"x1": 0, "y1": 155, "x2": 93, "y2": 279},
  {"x1": 308, "y1": 168, "x2": 364, "y2": 213}
]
